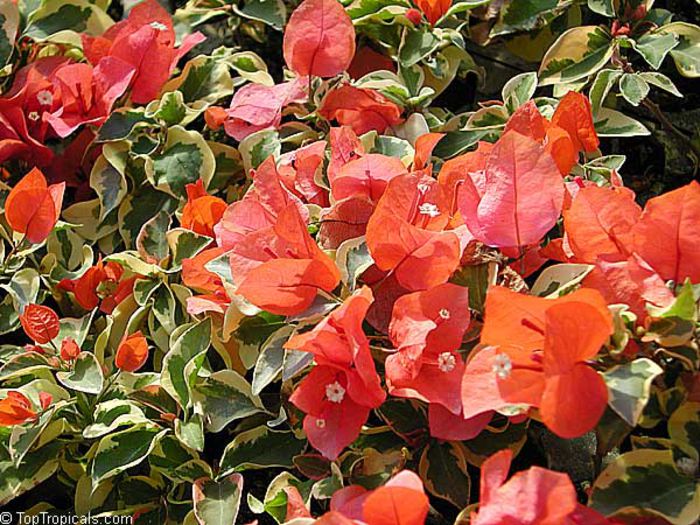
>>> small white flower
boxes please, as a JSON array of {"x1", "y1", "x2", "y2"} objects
[
  {"x1": 438, "y1": 308, "x2": 451, "y2": 320},
  {"x1": 150, "y1": 21, "x2": 168, "y2": 31},
  {"x1": 437, "y1": 352, "x2": 456, "y2": 373},
  {"x1": 417, "y1": 182, "x2": 431, "y2": 194},
  {"x1": 492, "y1": 353, "x2": 512, "y2": 380},
  {"x1": 27, "y1": 111, "x2": 40, "y2": 121},
  {"x1": 325, "y1": 381, "x2": 346, "y2": 403},
  {"x1": 418, "y1": 202, "x2": 440, "y2": 217},
  {"x1": 315, "y1": 418, "x2": 326, "y2": 429},
  {"x1": 36, "y1": 90, "x2": 53, "y2": 106}
]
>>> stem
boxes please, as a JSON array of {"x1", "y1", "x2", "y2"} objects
[{"x1": 642, "y1": 98, "x2": 700, "y2": 164}]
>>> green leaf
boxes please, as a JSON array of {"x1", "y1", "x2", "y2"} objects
[
  {"x1": 83, "y1": 400, "x2": 149, "y2": 439},
  {"x1": 594, "y1": 107, "x2": 650, "y2": 137},
  {"x1": 91, "y1": 424, "x2": 166, "y2": 484},
  {"x1": 56, "y1": 352, "x2": 104, "y2": 395},
  {"x1": 419, "y1": 441, "x2": 470, "y2": 508},
  {"x1": 539, "y1": 26, "x2": 614, "y2": 86},
  {"x1": 252, "y1": 326, "x2": 295, "y2": 395},
  {"x1": 148, "y1": 130, "x2": 215, "y2": 197},
  {"x1": 90, "y1": 153, "x2": 128, "y2": 222},
  {"x1": 432, "y1": 129, "x2": 495, "y2": 158},
  {"x1": 239, "y1": 129, "x2": 281, "y2": 172},
  {"x1": 166, "y1": 229, "x2": 212, "y2": 270},
  {"x1": 194, "y1": 370, "x2": 265, "y2": 433},
  {"x1": 23, "y1": 0, "x2": 112, "y2": 41},
  {"x1": 96, "y1": 110, "x2": 154, "y2": 142},
  {"x1": 633, "y1": 32, "x2": 679, "y2": 69},
  {"x1": 502, "y1": 72, "x2": 538, "y2": 113},
  {"x1": 136, "y1": 210, "x2": 171, "y2": 265},
  {"x1": 335, "y1": 237, "x2": 374, "y2": 291},
  {"x1": 639, "y1": 72, "x2": 683, "y2": 97},
  {"x1": 163, "y1": 55, "x2": 234, "y2": 107},
  {"x1": 0, "y1": 268, "x2": 40, "y2": 313},
  {"x1": 620, "y1": 73, "x2": 650, "y2": 106},
  {"x1": 219, "y1": 427, "x2": 305, "y2": 475},
  {"x1": 193, "y1": 474, "x2": 244, "y2": 525},
  {"x1": 491, "y1": 0, "x2": 565, "y2": 37},
  {"x1": 530, "y1": 263, "x2": 593, "y2": 298},
  {"x1": 590, "y1": 449, "x2": 700, "y2": 525},
  {"x1": 161, "y1": 319, "x2": 212, "y2": 410},
  {"x1": 603, "y1": 358, "x2": 664, "y2": 427},
  {"x1": 587, "y1": 0, "x2": 614, "y2": 17},
  {"x1": 0, "y1": 442, "x2": 61, "y2": 506},
  {"x1": 234, "y1": 0, "x2": 286, "y2": 30},
  {"x1": 668, "y1": 402, "x2": 700, "y2": 461},
  {"x1": 661, "y1": 22, "x2": 700, "y2": 78},
  {"x1": 147, "y1": 91, "x2": 187, "y2": 126},
  {"x1": 399, "y1": 28, "x2": 441, "y2": 67},
  {"x1": 589, "y1": 69, "x2": 622, "y2": 115},
  {"x1": 0, "y1": 2, "x2": 19, "y2": 67}
]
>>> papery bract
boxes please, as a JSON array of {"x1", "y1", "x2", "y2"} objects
[
  {"x1": 413, "y1": 0, "x2": 451, "y2": 26},
  {"x1": 632, "y1": 181, "x2": 700, "y2": 284},
  {"x1": 224, "y1": 78, "x2": 306, "y2": 141},
  {"x1": 286, "y1": 287, "x2": 385, "y2": 459},
  {"x1": 462, "y1": 287, "x2": 612, "y2": 438},
  {"x1": 278, "y1": 140, "x2": 329, "y2": 206},
  {"x1": 60, "y1": 337, "x2": 80, "y2": 362},
  {"x1": 0, "y1": 392, "x2": 37, "y2": 426},
  {"x1": 5, "y1": 167, "x2": 65, "y2": 244},
  {"x1": 563, "y1": 185, "x2": 641, "y2": 263},
  {"x1": 283, "y1": 0, "x2": 356, "y2": 78},
  {"x1": 19, "y1": 304, "x2": 60, "y2": 344},
  {"x1": 457, "y1": 131, "x2": 564, "y2": 248},
  {"x1": 229, "y1": 204, "x2": 340, "y2": 315},
  {"x1": 362, "y1": 470, "x2": 430, "y2": 525},
  {"x1": 81, "y1": 0, "x2": 204, "y2": 104},
  {"x1": 115, "y1": 331, "x2": 149, "y2": 373},
  {"x1": 319, "y1": 85, "x2": 403, "y2": 135},
  {"x1": 181, "y1": 180, "x2": 227, "y2": 237},
  {"x1": 215, "y1": 156, "x2": 308, "y2": 249},
  {"x1": 386, "y1": 283, "x2": 470, "y2": 413}
]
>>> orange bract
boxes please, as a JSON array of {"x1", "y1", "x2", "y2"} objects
[
  {"x1": 413, "y1": 0, "x2": 451, "y2": 26},
  {"x1": 5, "y1": 167, "x2": 64, "y2": 244},
  {"x1": 0, "y1": 391, "x2": 36, "y2": 426},
  {"x1": 115, "y1": 331, "x2": 149, "y2": 372}
]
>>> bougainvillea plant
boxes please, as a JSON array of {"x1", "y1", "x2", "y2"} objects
[{"x1": 0, "y1": 0, "x2": 699, "y2": 523}]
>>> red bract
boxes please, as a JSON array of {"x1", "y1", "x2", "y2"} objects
[
  {"x1": 115, "y1": 331, "x2": 149, "y2": 373},
  {"x1": 632, "y1": 181, "x2": 700, "y2": 284},
  {"x1": 457, "y1": 130, "x2": 564, "y2": 249},
  {"x1": 229, "y1": 204, "x2": 340, "y2": 315},
  {"x1": 286, "y1": 287, "x2": 385, "y2": 459},
  {"x1": 348, "y1": 46, "x2": 395, "y2": 79},
  {"x1": 45, "y1": 57, "x2": 135, "y2": 138},
  {"x1": 550, "y1": 91, "x2": 600, "y2": 155},
  {"x1": 0, "y1": 392, "x2": 37, "y2": 426},
  {"x1": 0, "y1": 57, "x2": 68, "y2": 166},
  {"x1": 5, "y1": 167, "x2": 65, "y2": 244},
  {"x1": 215, "y1": 156, "x2": 308, "y2": 249},
  {"x1": 59, "y1": 259, "x2": 136, "y2": 314},
  {"x1": 328, "y1": 126, "x2": 365, "y2": 182},
  {"x1": 386, "y1": 283, "x2": 470, "y2": 414},
  {"x1": 181, "y1": 180, "x2": 227, "y2": 238},
  {"x1": 319, "y1": 85, "x2": 403, "y2": 135},
  {"x1": 81, "y1": 0, "x2": 204, "y2": 104},
  {"x1": 278, "y1": 140, "x2": 329, "y2": 206},
  {"x1": 413, "y1": 0, "x2": 451, "y2": 26},
  {"x1": 60, "y1": 337, "x2": 80, "y2": 362},
  {"x1": 19, "y1": 304, "x2": 60, "y2": 344},
  {"x1": 283, "y1": 0, "x2": 356, "y2": 78},
  {"x1": 461, "y1": 287, "x2": 612, "y2": 438},
  {"x1": 471, "y1": 449, "x2": 610, "y2": 525},
  {"x1": 223, "y1": 78, "x2": 307, "y2": 141}
]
